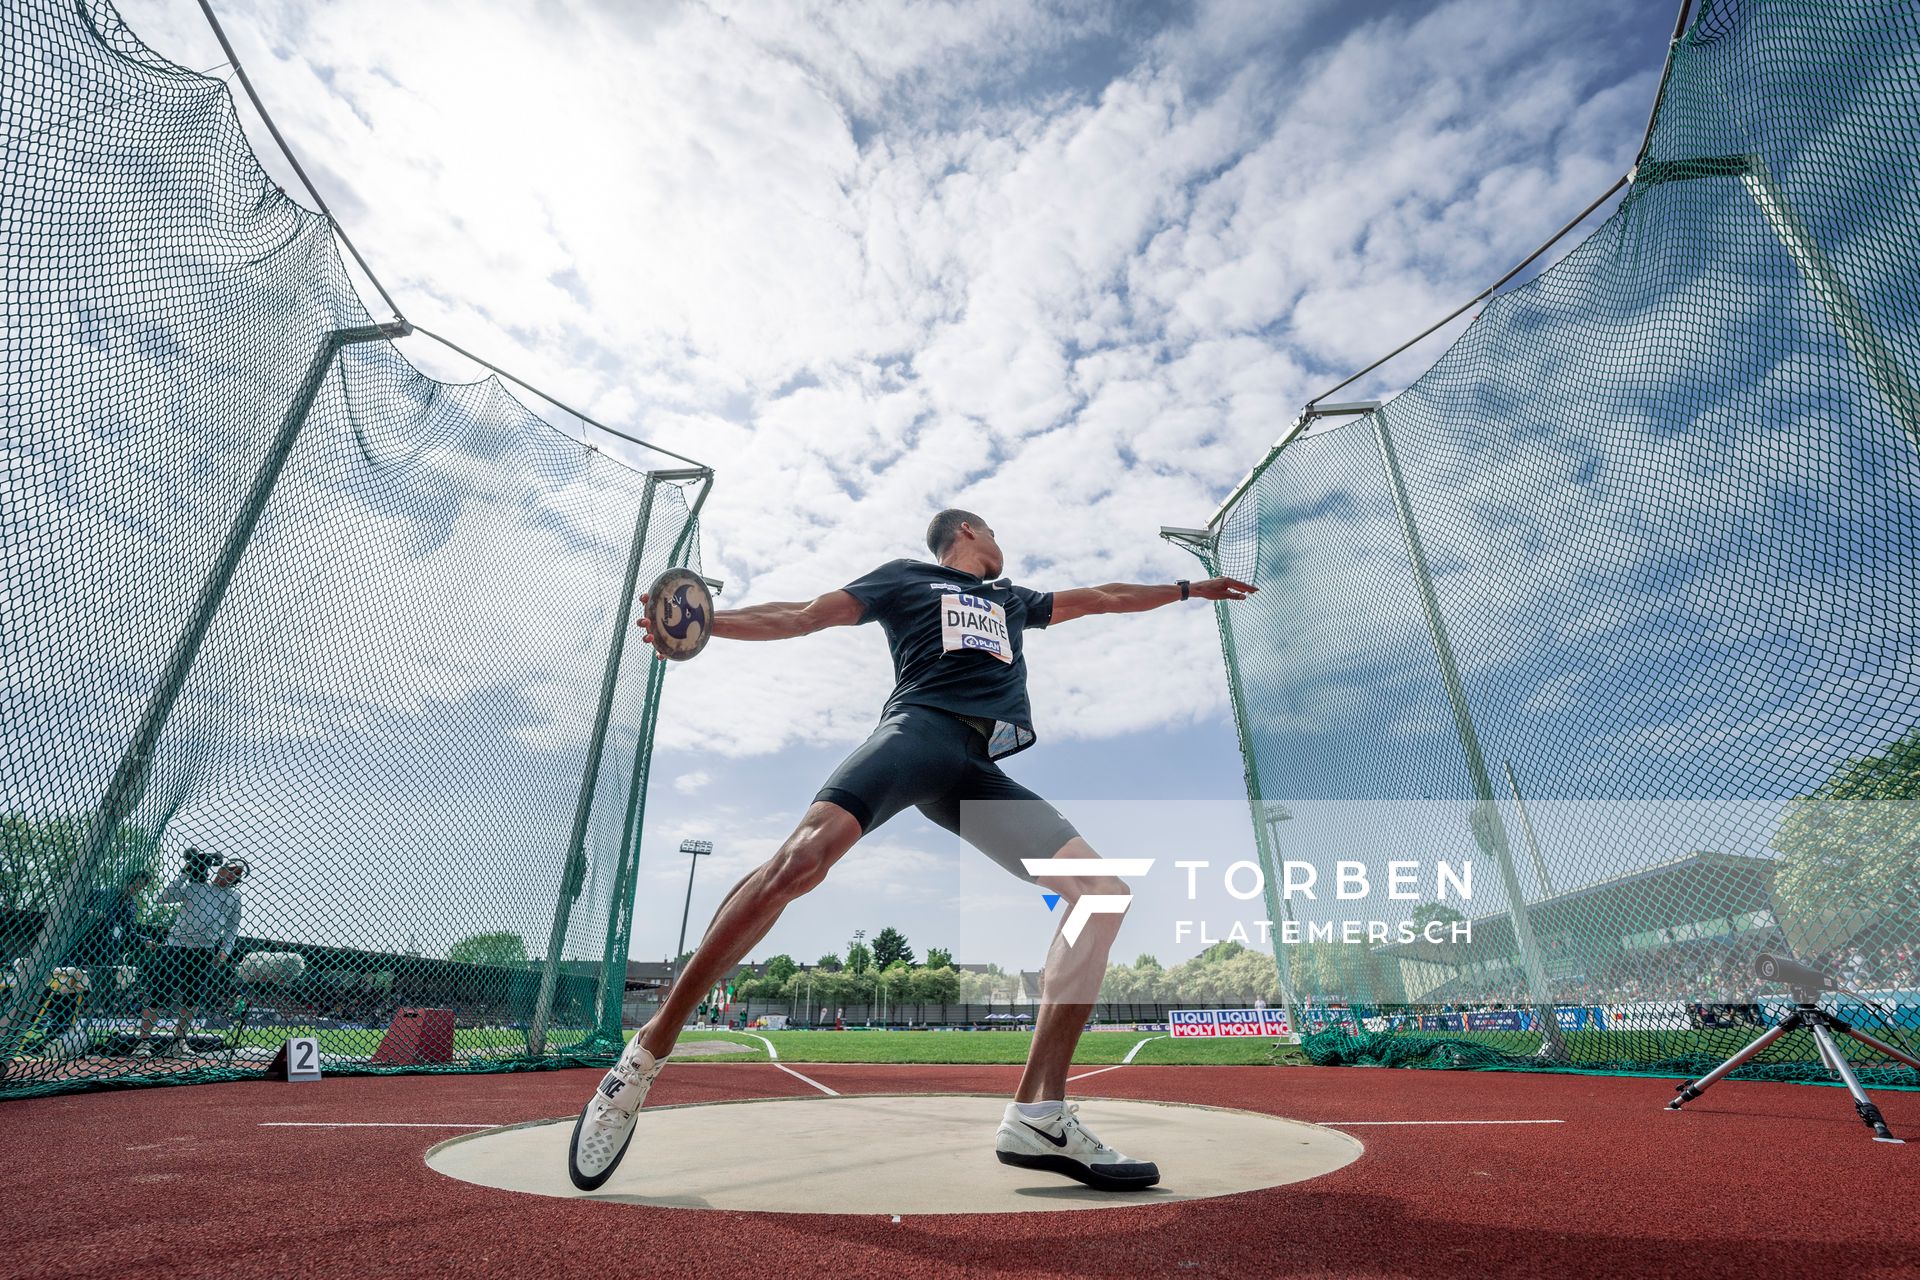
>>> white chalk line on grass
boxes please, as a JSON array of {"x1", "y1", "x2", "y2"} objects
[
  {"x1": 700, "y1": 1030, "x2": 833, "y2": 1094},
  {"x1": 1066, "y1": 1035, "x2": 1164, "y2": 1082}
]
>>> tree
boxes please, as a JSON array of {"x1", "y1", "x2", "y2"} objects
[
  {"x1": 1200, "y1": 939, "x2": 1247, "y2": 964},
  {"x1": 763, "y1": 953, "x2": 798, "y2": 985},
  {"x1": 815, "y1": 952, "x2": 844, "y2": 972},
  {"x1": 448, "y1": 931, "x2": 529, "y2": 968},
  {"x1": 736, "y1": 973, "x2": 786, "y2": 999},
  {"x1": 872, "y1": 926, "x2": 915, "y2": 969},
  {"x1": 925, "y1": 946, "x2": 954, "y2": 969},
  {"x1": 1772, "y1": 728, "x2": 1920, "y2": 950},
  {"x1": 846, "y1": 940, "x2": 872, "y2": 975},
  {"x1": 1411, "y1": 901, "x2": 1466, "y2": 933},
  {"x1": 1, "y1": 813, "x2": 157, "y2": 911},
  {"x1": 908, "y1": 964, "x2": 960, "y2": 1002}
]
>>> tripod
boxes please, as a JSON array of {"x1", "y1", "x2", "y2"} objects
[{"x1": 1666, "y1": 987, "x2": 1920, "y2": 1143}]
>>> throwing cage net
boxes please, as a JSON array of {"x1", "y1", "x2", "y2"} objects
[
  {"x1": 2, "y1": 0, "x2": 706, "y2": 1098},
  {"x1": 1176, "y1": 0, "x2": 1920, "y2": 1083}
]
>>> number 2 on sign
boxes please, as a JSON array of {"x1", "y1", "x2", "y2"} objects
[{"x1": 287, "y1": 1036, "x2": 321, "y2": 1082}]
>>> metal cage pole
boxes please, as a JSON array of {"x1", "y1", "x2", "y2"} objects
[
  {"x1": 1160, "y1": 525, "x2": 1302, "y2": 1033},
  {"x1": 1503, "y1": 760, "x2": 1557, "y2": 899},
  {"x1": 1260, "y1": 803, "x2": 1306, "y2": 1036},
  {"x1": 1633, "y1": 154, "x2": 1920, "y2": 453},
  {"x1": 587, "y1": 472, "x2": 712, "y2": 1048},
  {"x1": 528, "y1": 478, "x2": 659, "y2": 1057},
  {"x1": 584, "y1": 656, "x2": 667, "y2": 1054},
  {"x1": 1370, "y1": 405, "x2": 1567, "y2": 1058},
  {"x1": 0, "y1": 323, "x2": 407, "y2": 1067},
  {"x1": 1743, "y1": 157, "x2": 1920, "y2": 451}
]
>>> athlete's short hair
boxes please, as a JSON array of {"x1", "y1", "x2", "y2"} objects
[{"x1": 927, "y1": 508, "x2": 986, "y2": 558}]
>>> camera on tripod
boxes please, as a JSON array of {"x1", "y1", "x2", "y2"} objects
[
  {"x1": 182, "y1": 847, "x2": 224, "y2": 883},
  {"x1": 1752, "y1": 951, "x2": 1838, "y2": 999},
  {"x1": 1666, "y1": 949, "x2": 1919, "y2": 1143}
]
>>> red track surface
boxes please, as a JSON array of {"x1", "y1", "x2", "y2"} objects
[{"x1": 3, "y1": 1064, "x2": 1915, "y2": 1279}]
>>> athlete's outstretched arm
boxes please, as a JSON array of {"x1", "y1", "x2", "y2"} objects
[
  {"x1": 1049, "y1": 577, "x2": 1255, "y2": 626},
  {"x1": 635, "y1": 588, "x2": 862, "y2": 652}
]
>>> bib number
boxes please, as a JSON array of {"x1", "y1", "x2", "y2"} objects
[{"x1": 939, "y1": 593, "x2": 1011, "y2": 664}]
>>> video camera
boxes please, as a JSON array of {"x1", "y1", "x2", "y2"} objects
[
  {"x1": 182, "y1": 847, "x2": 224, "y2": 883},
  {"x1": 1751, "y1": 951, "x2": 1840, "y2": 998}
]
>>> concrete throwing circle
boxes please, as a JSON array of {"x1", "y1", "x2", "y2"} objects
[{"x1": 426, "y1": 1093, "x2": 1361, "y2": 1214}]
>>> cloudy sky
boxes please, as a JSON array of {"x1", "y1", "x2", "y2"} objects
[{"x1": 115, "y1": 0, "x2": 1683, "y2": 971}]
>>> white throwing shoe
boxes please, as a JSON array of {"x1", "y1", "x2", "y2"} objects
[
  {"x1": 566, "y1": 1040, "x2": 668, "y2": 1191},
  {"x1": 994, "y1": 1102, "x2": 1160, "y2": 1191}
]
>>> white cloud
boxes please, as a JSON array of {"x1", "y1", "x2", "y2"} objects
[
  {"x1": 101, "y1": 0, "x2": 1664, "y2": 765},
  {"x1": 39, "y1": 0, "x2": 1700, "y2": 963}
]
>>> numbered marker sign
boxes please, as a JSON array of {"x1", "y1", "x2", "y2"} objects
[{"x1": 284, "y1": 1036, "x2": 321, "y2": 1082}]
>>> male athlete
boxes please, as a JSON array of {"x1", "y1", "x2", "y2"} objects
[{"x1": 568, "y1": 510, "x2": 1254, "y2": 1192}]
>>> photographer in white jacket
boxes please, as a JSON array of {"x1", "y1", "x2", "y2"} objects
[{"x1": 133, "y1": 849, "x2": 247, "y2": 1060}]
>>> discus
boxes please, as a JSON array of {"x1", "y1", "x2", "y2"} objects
[{"x1": 643, "y1": 568, "x2": 713, "y2": 661}]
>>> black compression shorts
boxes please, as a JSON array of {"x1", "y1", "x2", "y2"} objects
[
  {"x1": 145, "y1": 945, "x2": 216, "y2": 1008},
  {"x1": 815, "y1": 705, "x2": 1080, "y2": 882}
]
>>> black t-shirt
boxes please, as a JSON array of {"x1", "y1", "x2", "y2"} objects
[{"x1": 840, "y1": 559, "x2": 1054, "y2": 758}]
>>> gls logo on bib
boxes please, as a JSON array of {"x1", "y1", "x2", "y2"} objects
[{"x1": 938, "y1": 592, "x2": 1012, "y2": 664}]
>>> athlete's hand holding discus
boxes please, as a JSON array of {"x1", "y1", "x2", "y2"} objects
[{"x1": 635, "y1": 568, "x2": 718, "y2": 661}]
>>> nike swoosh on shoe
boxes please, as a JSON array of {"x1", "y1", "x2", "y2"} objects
[{"x1": 1021, "y1": 1120, "x2": 1070, "y2": 1148}]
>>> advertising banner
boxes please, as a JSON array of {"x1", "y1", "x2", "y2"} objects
[{"x1": 1169, "y1": 1008, "x2": 1293, "y2": 1038}]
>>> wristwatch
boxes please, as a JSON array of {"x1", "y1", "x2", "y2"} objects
[{"x1": 1177, "y1": 580, "x2": 1190, "y2": 601}]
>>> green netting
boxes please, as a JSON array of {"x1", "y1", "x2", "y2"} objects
[
  {"x1": 1185, "y1": 0, "x2": 1920, "y2": 1083},
  {"x1": 1, "y1": 0, "x2": 704, "y2": 1098}
]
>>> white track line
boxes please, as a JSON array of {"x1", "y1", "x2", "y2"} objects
[
  {"x1": 258, "y1": 1122, "x2": 496, "y2": 1129},
  {"x1": 772, "y1": 1062, "x2": 838, "y2": 1096},
  {"x1": 1314, "y1": 1119, "x2": 1565, "y2": 1126},
  {"x1": 1066, "y1": 1034, "x2": 1164, "y2": 1082},
  {"x1": 1066, "y1": 1063, "x2": 1127, "y2": 1082}
]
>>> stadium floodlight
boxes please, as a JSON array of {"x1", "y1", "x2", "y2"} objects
[{"x1": 673, "y1": 841, "x2": 716, "y2": 979}]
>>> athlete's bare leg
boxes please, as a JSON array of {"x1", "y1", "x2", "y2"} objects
[
  {"x1": 636, "y1": 801, "x2": 861, "y2": 1059},
  {"x1": 1017, "y1": 838, "x2": 1128, "y2": 1103}
]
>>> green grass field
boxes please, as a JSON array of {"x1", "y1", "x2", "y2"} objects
[
  {"x1": 673, "y1": 1029, "x2": 1304, "y2": 1066},
  {"x1": 150, "y1": 1022, "x2": 1917, "y2": 1077},
  {"x1": 107, "y1": 1024, "x2": 1294, "y2": 1065},
  {"x1": 221, "y1": 1026, "x2": 534, "y2": 1056}
]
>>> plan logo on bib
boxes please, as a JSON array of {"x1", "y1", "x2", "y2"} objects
[{"x1": 938, "y1": 592, "x2": 1011, "y2": 664}]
